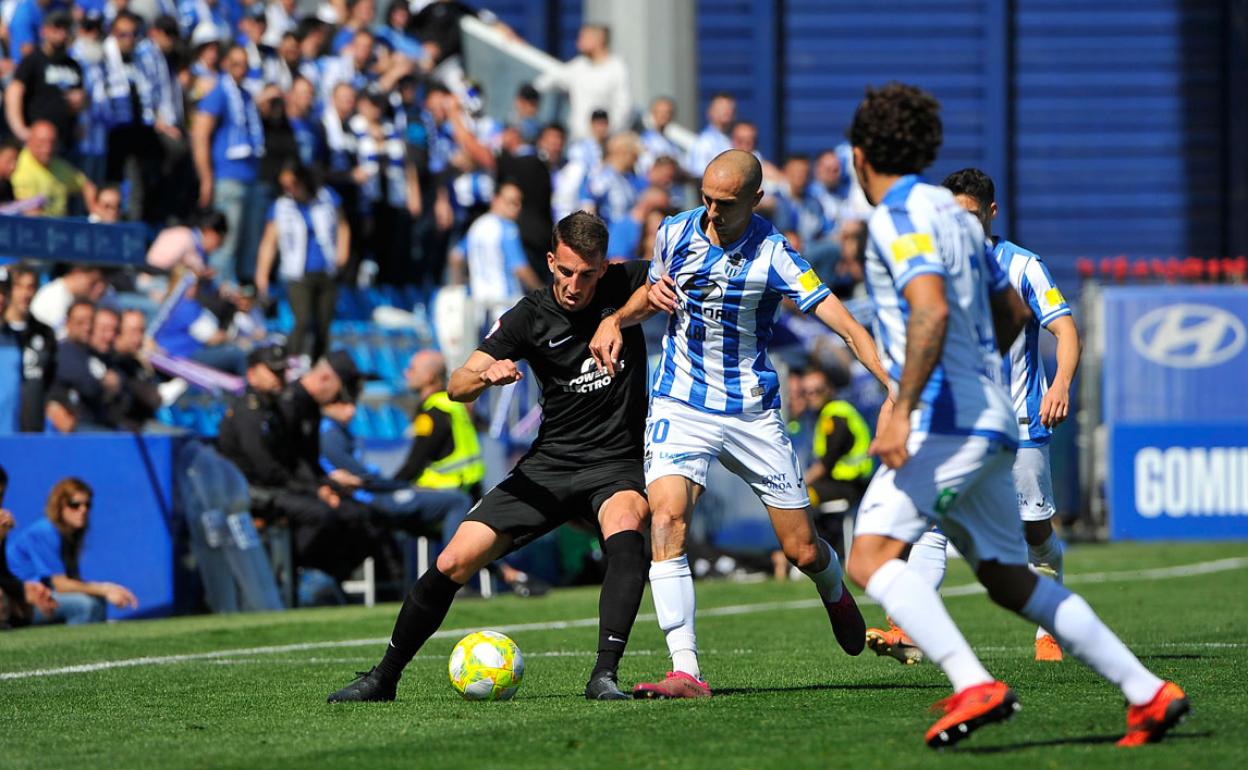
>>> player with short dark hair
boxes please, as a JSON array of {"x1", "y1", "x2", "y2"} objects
[
  {"x1": 328, "y1": 212, "x2": 652, "y2": 703},
  {"x1": 843, "y1": 81, "x2": 1186, "y2": 749}
]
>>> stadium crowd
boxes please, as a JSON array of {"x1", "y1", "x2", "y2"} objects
[{"x1": 0, "y1": 0, "x2": 885, "y2": 622}]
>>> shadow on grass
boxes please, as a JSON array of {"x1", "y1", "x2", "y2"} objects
[
  {"x1": 715, "y1": 682, "x2": 947, "y2": 697},
  {"x1": 961, "y1": 730, "x2": 1212, "y2": 754}
]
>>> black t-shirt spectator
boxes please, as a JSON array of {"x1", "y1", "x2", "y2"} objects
[
  {"x1": 14, "y1": 49, "x2": 83, "y2": 145},
  {"x1": 260, "y1": 108, "x2": 299, "y2": 185},
  {"x1": 496, "y1": 150, "x2": 554, "y2": 273},
  {"x1": 409, "y1": 1, "x2": 477, "y2": 65},
  {"x1": 5, "y1": 316, "x2": 56, "y2": 432},
  {"x1": 477, "y1": 261, "x2": 649, "y2": 463},
  {"x1": 54, "y1": 340, "x2": 114, "y2": 428}
]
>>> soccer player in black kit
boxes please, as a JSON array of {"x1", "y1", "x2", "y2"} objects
[{"x1": 328, "y1": 212, "x2": 651, "y2": 703}]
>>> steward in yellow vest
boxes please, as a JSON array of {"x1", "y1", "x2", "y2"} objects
[{"x1": 394, "y1": 354, "x2": 485, "y2": 496}]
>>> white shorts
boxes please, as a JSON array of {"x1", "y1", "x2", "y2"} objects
[
  {"x1": 855, "y1": 433, "x2": 1028, "y2": 568},
  {"x1": 1014, "y1": 445, "x2": 1056, "y2": 522},
  {"x1": 644, "y1": 397, "x2": 809, "y2": 509}
]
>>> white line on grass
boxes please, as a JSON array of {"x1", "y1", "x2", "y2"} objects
[{"x1": 2, "y1": 555, "x2": 1244, "y2": 682}]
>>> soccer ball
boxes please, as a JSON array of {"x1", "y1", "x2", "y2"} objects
[{"x1": 448, "y1": 630, "x2": 525, "y2": 701}]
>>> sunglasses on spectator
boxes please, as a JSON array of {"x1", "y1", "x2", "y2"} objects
[{"x1": 66, "y1": 498, "x2": 92, "y2": 511}]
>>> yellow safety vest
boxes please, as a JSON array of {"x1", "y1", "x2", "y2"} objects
[
  {"x1": 414, "y1": 392, "x2": 486, "y2": 490},
  {"x1": 812, "y1": 400, "x2": 873, "y2": 482}
]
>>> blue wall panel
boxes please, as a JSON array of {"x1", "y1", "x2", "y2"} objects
[
  {"x1": 1012, "y1": 0, "x2": 1227, "y2": 262},
  {"x1": 696, "y1": 0, "x2": 780, "y2": 159}
]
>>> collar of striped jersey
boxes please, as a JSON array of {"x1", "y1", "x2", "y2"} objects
[{"x1": 881, "y1": 174, "x2": 922, "y2": 208}]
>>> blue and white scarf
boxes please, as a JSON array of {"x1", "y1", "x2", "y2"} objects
[
  {"x1": 137, "y1": 38, "x2": 182, "y2": 125},
  {"x1": 274, "y1": 189, "x2": 340, "y2": 280},
  {"x1": 96, "y1": 35, "x2": 158, "y2": 128},
  {"x1": 219, "y1": 75, "x2": 265, "y2": 161},
  {"x1": 350, "y1": 114, "x2": 407, "y2": 210}
]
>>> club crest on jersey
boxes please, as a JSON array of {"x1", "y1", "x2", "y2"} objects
[{"x1": 724, "y1": 251, "x2": 745, "y2": 277}]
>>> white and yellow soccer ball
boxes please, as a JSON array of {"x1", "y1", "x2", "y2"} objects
[{"x1": 448, "y1": 630, "x2": 525, "y2": 701}]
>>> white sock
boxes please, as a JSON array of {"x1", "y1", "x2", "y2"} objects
[
  {"x1": 908, "y1": 529, "x2": 949, "y2": 590},
  {"x1": 866, "y1": 559, "x2": 993, "y2": 692},
  {"x1": 1019, "y1": 577, "x2": 1163, "y2": 705},
  {"x1": 649, "y1": 556, "x2": 700, "y2": 679},
  {"x1": 1028, "y1": 531, "x2": 1065, "y2": 640},
  {"x1": 799, "y1": 538, "x2": 844, "y2": 602}
]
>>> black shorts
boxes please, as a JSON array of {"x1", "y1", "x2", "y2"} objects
[{"x1": 466, "y1": 456, "x2": 645, "y2": 548}]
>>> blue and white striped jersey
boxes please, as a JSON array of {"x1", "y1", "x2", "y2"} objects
[
  {"x1": 863, "y1": 176, "x2": 1016, "y2": 443},
  {"x1": 649, "y1": 208, "x2": 831, "y2": 413},
  {"x1": 993, "y1": 239, "x2": 1071, "y2": 446},
  {"x1": 460, "y1": 213, "x2": 529, "y2": 305}
]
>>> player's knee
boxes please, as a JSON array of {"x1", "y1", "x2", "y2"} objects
[
  {"x1": 782, "y1": 540, "x2": 819, "y2": 572},
  {"x1": 977, "y1": 561, "x2": 1033, "y2": 612},
  {"x1": 435, "y1": 547, "x2": 482, "y2": 583}
]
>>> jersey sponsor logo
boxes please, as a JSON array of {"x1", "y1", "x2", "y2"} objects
[
  {"x1": 890, "y1": 232, "x2": 934, "y2": 264},
  {"x1": 761, "y1": 472, "x2": 796, "y2": 492},
  {"x1": 1134, "y1": 446, "x2": 1248, "y2": 518},
  {"x1": 1130, "y1": 303, "x2": 1246, "y2": 369},
  {"x1": 798, "y1": 268, "x2": 822, "y2": 292},
  {"x1": 547, "y1": 334, "x2": 574, "y2": 348},
  {"x1": 557, "y1": 356, "x2": 623, "y2": 394},
  {"x1": 676, "y1": 271, "x2": 724, "y2": 304}
]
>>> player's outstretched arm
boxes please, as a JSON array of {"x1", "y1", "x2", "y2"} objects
[
  {"x1": 1040, "y1": 315, "x2": 1081, "y2": 427},
  {"x1": 448, "y1": 350, "x2": 524, "y2": 403},
  {"x1": 871, "y1": 274, "x2": 948, "y2": 469},
  {"x1": 811, "y1": 294, "x2": 891, "y2": 391},
  {"x1": 590, "y1": 279, "x2": 670, "y2": 375}
]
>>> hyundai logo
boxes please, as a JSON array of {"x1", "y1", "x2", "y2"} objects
[{"x1": 1130, "y1": 303, "x2": 1246, "y2": 369}]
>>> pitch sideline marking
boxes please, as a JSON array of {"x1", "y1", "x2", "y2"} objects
[{"x1": 1, "y1": 556, "x2": 1244, "y2": 682}]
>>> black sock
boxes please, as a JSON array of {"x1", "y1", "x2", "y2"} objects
[
  {"x1": 592, "y1": 531, "x2": 648, "y2": 678},
  {"x1": 375, "y1": 568, "x2": 463, "y2": 682}
]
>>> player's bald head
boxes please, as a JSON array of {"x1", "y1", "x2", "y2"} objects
[{"x1": 705, "y1": 150, "x2": 763, "y2": 197}]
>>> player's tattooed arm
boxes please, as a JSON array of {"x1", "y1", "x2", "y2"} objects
[
  {"x1": 448, "y1": 350, "x2": 524, "y2": 402},
  {"x1": 871, "y1": 274, "x2": 948, "y2": 469},
  {"x1": 1040, "y1": 314, "x2": 1081, "y2": 427},
  {"x1": 811, "y1": 294, "x2": 891, "y2": 391}
]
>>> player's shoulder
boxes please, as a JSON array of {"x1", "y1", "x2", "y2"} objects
[
  {"x1": 656, "y1": 207, "x2": 703, "y2": 250},
  {"x1": 993, "y1": 238, "x2": 1041, "y2": 264}
]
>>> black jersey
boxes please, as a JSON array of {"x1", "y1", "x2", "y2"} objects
[{"x1": 478, "y1": 261, "x2": 649, "y2": 463}]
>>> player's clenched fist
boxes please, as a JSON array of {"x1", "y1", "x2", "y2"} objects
[{"x1": 482, "y1": 359, "x2": 524, "y2": 386}]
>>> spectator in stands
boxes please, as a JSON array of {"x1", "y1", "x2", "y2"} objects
[
  {"x1": 30, "y1": 264, "x2": 105, "y2": 336},
  {"x1": 237, "y1": 4, "x2": 279, "y2": 95},
  {"x1": 2, "y1": 264, "x2": 57, "y2": 433},
  {"x1": 110, "y1": 309, "x2": 161, "y2": 430},
  {"x1": 193, "y1": 43, "x2": 266, "y2": 284},
  {"x1": 217, "y1": 353, "x2": 385, "y2": 587},
  {"x1": 0, "y1": 465, "x2": 58, "y2": 628},
  {"x1": 4, "y1": 476, "x2": 139, "y2": 625},
  {"x1": 11, "y1": 120, "x2": 98, "y2": 216},
  {"x1": 407, "y1": 0, "x2": 508, "y2": 96},
  {"x1": 449, "y1": 180, "x2": 541, "y2": 316},
  {"x1": 178, "y1": 0, "x2": 231, "y2": 44},
  {"x1": 53, "y1": 302, "x2": 120, "y2": 430},
  {"x1": 799, "y1": 366, "x2": 873, "y2": 557},
  {"x1": 87, "y1": 183, "x2": 122, "y2": 223},
  {"x1": 95, "y1": 11, "x2": 174, "y2": 223},
  {"x1": 685, "y1": 91, "x2": 735, "y2": 178},
  {"x1": 509, "y1": 82, "x2": 542, "y2": 143},
  {"x1": 332, "y1": 0, "x2": 378, "y2": 54},
  {"x1": 145, "y1": 209, "x2": 227, "y2": 275},
  {"x1": 0, "y1": 138, "x2": 20, "y2": 204},
  {"x1": 263, "y1": 0, "x2": 298, "y2": 46},
  {"x1": 495, "y1": 124, "x2": 554, "y2": 273},
  {"x1": 285, "y1": 77, "x2": 325, "y2": 168},
  {"x1": 188, "y1": 22, "x2": 223, "y2": 102},
  {"x1": 771, "y1": 153, "x2": 831, "y2": 262},
  {"x1": 241, "y1": 343, "x2": 287, "y2": 399},
  {"x1": 255, "y1": 162, "x2": 350, "y2": 362},
  {"x1": 5, "y1": 0, "x2": 61, "y2": 64},
  {"x1": 810, "y1": 149, "x2": 846, "y2": 226},
  {"x1": 607, "y1": 186, "x2": 671, "y2": 262},
  {"x1": 566, "y1": 108, "x2": 608, "y2": 170},
  {"x1": 4, "y1": 9, "x2": 84, "y2": 149},
  {"x1": 535, "y1": 23, "x2": 631, "y2": 140},
  {"x1": 376, "y1": 0, "x2": 424, "y2": 62},
  {"x1": 150, "y1": 268, "x2": 248, "y2": 375},
  {"x1": 582, "y1": 131, "x2": 641, "y2": 227},
  {"x1": 0, "y1": 278, "x2": 19, "y2": 434},
  {"x1": 319, "y1": 380, "x2": 473, "y2": 536},
  {"x1": 730, "y1": 119, "x2": 783, "y2": 185},
  {"x1": 639, "y1": 95, "x2": 683, "y2": 173},
  {"x1": 322, "y1": 82, "x2": 364, "y2": 271},
  {"x1": 645, "y1": 154, "x2": 685, "y2": 209},
  {"x1": 351, "y1": 87, "x2": 421, "y2": 284}
]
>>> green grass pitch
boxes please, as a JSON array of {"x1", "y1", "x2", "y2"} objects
[{"x1": 1, "y1": 541, "x2": 1244, "y2": 769}]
